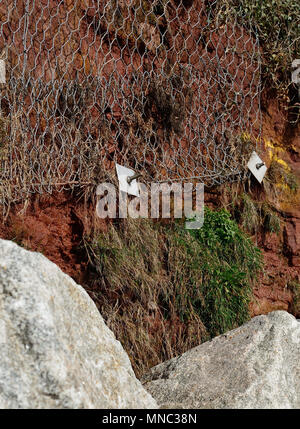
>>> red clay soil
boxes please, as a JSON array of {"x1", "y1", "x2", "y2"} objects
[{"x1": 0, "y1": 193, "x2": 86, "y2": 282}]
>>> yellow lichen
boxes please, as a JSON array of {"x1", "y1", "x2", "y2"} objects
[{"x1": 273, "y1": 157, "x2": 290, "y2": 171}]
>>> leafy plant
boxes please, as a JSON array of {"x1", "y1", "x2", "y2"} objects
[{"x1": 183, "y1": 208, "x2": 263, "y2": 335}]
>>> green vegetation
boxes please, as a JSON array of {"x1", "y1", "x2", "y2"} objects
[
  {"x1": 229, "y1": 0, "x2": 299, "y2": 94},
  {"x1": 241, "y1": 194, "x2": 281, "y2": 235},
  {"x1": 184, "y1": 208, "x2": 262, "y2": 335},
  {"x1": 239, "y1": 194, "x2": 260, "y2": 235},
  {"x1": 266, "y1": 160, "x2": 299, "y2": 195},
  {"x1": 83, "y1": 208, "x2": 263, "y2": 375},
  {"x1": 261, "y1": 204, "x2": 281, "y2": 234},
  {"x1": 229, "y1": 193, "x2": 281, "y2": 235}
]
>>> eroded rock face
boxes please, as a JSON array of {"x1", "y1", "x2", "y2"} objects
[
  {"x1": 142, "y1": 311, "x2": 300, "y2": 409},
  {"x1": 0, "y1": 239, "x2": 157, "y2": 409},
  {"x1": 284, "y1": 218, "x2": 300, "y2": 266}
]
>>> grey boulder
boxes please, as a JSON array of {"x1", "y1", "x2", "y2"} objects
[
  {"x1": 142, "y1": 311, "x2": 300, "y2": 409},
  {"x1": 0, "y1": 239, "x2": 157, "y2": 409}
]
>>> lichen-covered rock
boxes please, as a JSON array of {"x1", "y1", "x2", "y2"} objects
[
  {"x1": 142, "y1": 311, "x2": 300, "y2": 409},
  {"x1": 0, "y1": 239, "x2": 157, "y2": 409}
]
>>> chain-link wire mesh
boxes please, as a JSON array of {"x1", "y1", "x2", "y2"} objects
[{"x1": 0, "y1": 0, "x2": 262, "y2": 207}]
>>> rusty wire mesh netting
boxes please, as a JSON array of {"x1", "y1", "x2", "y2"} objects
[{"x1": 0, "y1": 0, "x2": 262, "y2": 207}]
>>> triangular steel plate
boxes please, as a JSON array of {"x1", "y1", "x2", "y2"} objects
[
  {"x1": 247, "y1": 151, "x2": 267, "y2": 184},
  {"x1": 116, "y1": 163, "x2": 140, "y2": 197}
]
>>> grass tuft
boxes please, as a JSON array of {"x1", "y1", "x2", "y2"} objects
[{"x1": 83, "y1": 209, "x2": 263, "y2": 376}]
